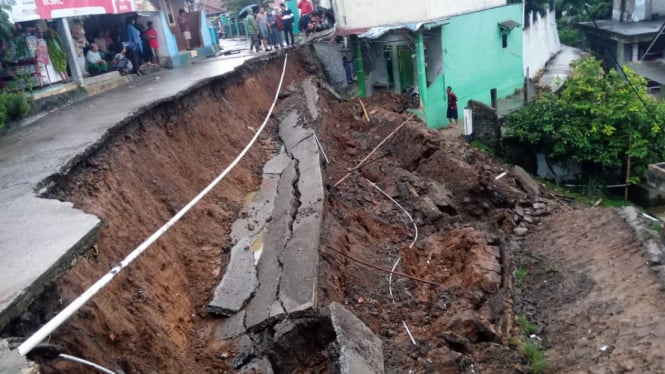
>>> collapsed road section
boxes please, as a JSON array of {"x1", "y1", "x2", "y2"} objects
[{"x1": 5, "y1": 45, "x2": 665, "y2": 374}]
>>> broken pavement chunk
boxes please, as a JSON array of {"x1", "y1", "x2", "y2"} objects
[
  {"x1": 329, "y1": 302, "x2": 384, "y2": 374},
  {"x1": 512, "y1": 166, "x2": 540, "y2": 198},
  {"x1": 208, "y1": 238, "x2": 257, "y2": 316}
]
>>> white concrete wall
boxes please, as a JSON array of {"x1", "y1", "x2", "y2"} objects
[
  {"x1": 652, "y1": 0, "x2": 665, "y2": 17},
  {"x1": 523, "y1": 9, "x2": 561, "y2": 79},
  {"x1": 613, "y1": 0, "x2": 665, "y2": 21},
  {"x1": 333, "y1": 0, "x2": 506, "y2": 29}
]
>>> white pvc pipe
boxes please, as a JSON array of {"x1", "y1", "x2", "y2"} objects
[
  {"x1": 59, "y1": 354, "x2": 116, "y2": 374},
  {"x1": 364, "y1": 178, "x2": 418, "y2": 346},
  {"x1": 18, "y1": 54, "x2": 290, "y2": 357}
]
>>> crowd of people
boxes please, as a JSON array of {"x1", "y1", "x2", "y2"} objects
[
  {"x1": 71, "y1": 14, "x2": 160, "y2": 77},
  {"x1": 245, "y1": 0, "x2": 330, "y2": 53}
]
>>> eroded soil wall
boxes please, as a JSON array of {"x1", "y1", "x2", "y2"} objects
[{"x1": 12, "y1": 55, "x2": 303, "y2": 373}]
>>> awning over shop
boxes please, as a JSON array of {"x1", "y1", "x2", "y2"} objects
[{"x1": 5, "y1": 0, "x2": 138, "y2": 21}]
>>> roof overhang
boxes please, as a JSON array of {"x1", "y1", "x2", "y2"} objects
[
  {"x1": 498, "y1": 19, "x2": 521, "y2": 32},
  {"x1": 335, "y1": 16, "x2": 450, "y2": 40}
]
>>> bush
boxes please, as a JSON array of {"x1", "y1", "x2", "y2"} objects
[
  {"x1": 559, "y1": 26, "x2": 582, "y2": 47},
  {"x1": 0, "y1": 93, "x2": 30, "y2": 120},
  {"x1": 0, "y1": 104, "x2": 7, "y2": 132},
  {"x1": 507, "y1": 57, "x2": 665, "y2": 185}
]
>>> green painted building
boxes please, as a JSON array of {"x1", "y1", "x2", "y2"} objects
[{"x1": 349, "y1": 3, "x2": 524, "y2": 129}]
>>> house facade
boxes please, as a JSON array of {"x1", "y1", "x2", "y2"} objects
[
  {"x1": 333, "y1": 0, "x2": 524, "y2": 129},
  {"x1": 578, "y1": 0, "x2": 665, "y2": 68}
]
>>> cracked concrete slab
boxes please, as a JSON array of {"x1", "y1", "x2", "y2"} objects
[
  {"x1": 244, "y1": 161, "x2": 298, "y2": 330},
  {"x1": 230, "y1": 155, "x2": 286, "y2": 244},
  {"x1": 278, "y1": 111, "x2": 312, "y2": 151},
  {"x1": 263, "y1": 152, "x2": 291, "y2": 175},
  {"x1": 208, "y1": 238, "x2": 257, "y2": 316},
  {"x1": 216, "y1": 107, "x2": 325, "y2": 337},
  {"x1": 302, "y1": 77, "x2": 320, "y2": 121},
  {"x1": 279, "y1": 214, "x2": 321, "y2": 313},
  {"x1": 330, "y1": 302, "x2": 384, "y2": 374},
  {"x1": 211, "y1": 151, "x2": 292, "y2": 317}
]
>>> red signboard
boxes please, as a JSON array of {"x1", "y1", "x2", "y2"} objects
[{"x1": 36, "y1": 0, "x2": 135, "y2": 19}]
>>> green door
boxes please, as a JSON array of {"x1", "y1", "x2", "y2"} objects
[{"x1": 397, "y1": 46, "x2": 415, "y2": 91}]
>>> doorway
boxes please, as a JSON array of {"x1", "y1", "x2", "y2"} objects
[{"x1": 397, "y1": 46, "x2": 414, "y2": 92}]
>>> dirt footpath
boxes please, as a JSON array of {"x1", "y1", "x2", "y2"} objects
[{"x1": 519, "y1": 208, "x2": 665, "y2": 373}]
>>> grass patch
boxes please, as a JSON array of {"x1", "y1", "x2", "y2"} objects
[
  {"x1": 516, "y1": 315, "x2": 538, "y2": 334},
  {"x1": 648, "y1": 222, "x2": 663, "y2": 232},
  {"x1": 515, "y1": 267, "x2": 528, "y2": 287},
  {"x1": 512, "y1": 338, "x2": 547, "y2": 374}
]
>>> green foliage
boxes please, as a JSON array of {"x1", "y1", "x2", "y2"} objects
[
  {"x1": 515, "y1": 267, "x2": 528, "y2": 287},
  {"x1": 556, "y1": 0, "x2": 611, "y2": 22},
  {"x1": 512, "y1": 338, "x2": 548, "y2": 374},
  {"x1": 507, "y1": 57, "x2": 665, "y2": 184},
  {"x1": 555, "y1": 0, "x2": 611, "y2": 47},
  {"x1": 0, "y1": 103, "x2": 7, "y2": 132},
  {"x1": 0, "y1": 93, "x2": 30, "y2": 120},
  {"x1": 0, "y1": 92, "x2": 30, "y2": 133},
  {"x1": 558, "y1": 25, "x2": 582, "y2": 47},
  {"x1": 516, "y1": 315, "x2": 538, "y2": 334},
  {"x1": 0, "y1": 6, "x2": 13, "y2": 46}
]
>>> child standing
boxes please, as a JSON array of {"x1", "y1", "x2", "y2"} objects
[{"x1": 145, "y1": 21, "x2": 159, "y2": 65}]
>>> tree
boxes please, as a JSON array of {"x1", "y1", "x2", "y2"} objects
[
  {"x1": 506, "y1": 57, "x2": 665, "y2": 189},
  {"x1": 0, "y1": 6, "x2": 14, "y2": 46},
  {"x1": 554, "y1": 0, "x2": 611, "y2": 46}
]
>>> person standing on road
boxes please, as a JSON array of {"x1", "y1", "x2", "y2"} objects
[
  {"x1": 268, "y1": 9, "x2": 283, "y2": 50},
  {"x1": 246, "y1": 10, "x2": 261, "y2": 53},
  {"x1": 178, "y1": 9, "x2": 192, "y2": 50},
  {"x1": 145, "y1": 21, "x2": 160, "y2": 65},
  {"x1": 446, "y1": 86, "x2": 459, "y2": 128},
  {"x1": 126, "y1": 16, "x2": 143, "y2": 75},
  {"x1": 280, "y1": 3, "x2": 295, "y2": 47},
  {"x1": 256, "y1": 7, "x2": 270, "y2": 51},
  {"x1": 297, "y1": 0, "x2": 313, "y2": 36}
]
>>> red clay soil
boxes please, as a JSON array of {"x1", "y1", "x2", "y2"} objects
[
  {"x1": 310, "y1": 88, "x2": 665, "y2": 373},
  {"x1": 311, "y1": 91, "x2": 534, "y2": 372},
  {"x1": 29, "y1": 56, "x2": 304, "y2": 373}
]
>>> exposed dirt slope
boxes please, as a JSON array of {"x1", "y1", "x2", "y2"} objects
[
  {"x1": 520, "y1": 208, "x2": 665, "y2": 373},
  {"x1": 311, "y1": 92, "x2": 537, "y2": 372},
  {"x1": 8, "y1": 57, "x2": 304, "y2": 373},
  {"x1": 5, "y1": 50, "x2": 665, "y2": 374}
]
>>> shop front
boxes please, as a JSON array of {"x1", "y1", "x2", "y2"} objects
[{"x1": 1, "y1": 0, "x2": 140, "y2": 90}]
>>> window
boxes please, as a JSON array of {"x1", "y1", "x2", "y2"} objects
[
  {"x1": 502, "y1": 33, "x2": 508, "y2": 48},
  {"x1": 161, "y1": 0, "x2": 176, "y2": 25}
]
